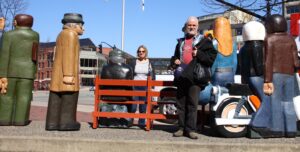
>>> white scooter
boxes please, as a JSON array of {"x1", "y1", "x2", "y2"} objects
[
  {"x1": 156, "y1": 81, "x2": 261, "y2": 138},
  {"x1": 211, "y1": 83, "x2": 260, "y2": 138}
]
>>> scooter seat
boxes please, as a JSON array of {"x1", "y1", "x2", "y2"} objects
[{"x1": 226, "y1": 83, "x2": 253, "y2": 96}]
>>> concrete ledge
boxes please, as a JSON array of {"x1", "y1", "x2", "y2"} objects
[
  {"x1": 0, "y1": 136, "x2": 300, "y2": 152},
  {"x1": 0, "y1": 121, "x2": 299, "y2": 152}
]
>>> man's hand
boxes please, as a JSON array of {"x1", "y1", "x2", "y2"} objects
[
  {"x1": 0, "y1": 78, "x2": 8, "y2": 94},
  {"x1": 192, "y1": 49, "x2": 197, "y2": 57},
  {"x1": 263, "y1": 82, "x2": 274, "y2": 96},
  {"x1": 63, "y1": 76, "x2": 75, "y2": 85},
  {"x1": 174, "y1": 59, "x2": 181, "y2": 65}
]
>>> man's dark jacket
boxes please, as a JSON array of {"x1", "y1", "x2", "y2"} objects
[{"x1": 173, "y1": 38, "x2": 217, "y2": 87}]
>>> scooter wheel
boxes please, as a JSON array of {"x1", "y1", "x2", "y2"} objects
[{"x1": 215, "y1": 98, "x2": 253, "y2": 138}]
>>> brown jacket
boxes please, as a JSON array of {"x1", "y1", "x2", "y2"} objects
[
  {"x1": 264, "y1": 33, "x2": 299, "y2": 83},
  {"x1": 50, "y1": 26, "x2": 80, "y2": 92}
]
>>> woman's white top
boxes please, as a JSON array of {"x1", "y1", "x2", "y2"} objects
[{"x1": 134, "y1": 59, "x2": 150, "y2": 80}]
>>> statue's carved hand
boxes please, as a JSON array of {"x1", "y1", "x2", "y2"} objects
[
  {"x1": 63, "y1": 76, "x2": 75, "y2": 85},
  {"x1": 0, "y1": 78, "x2": 8, "y2": 94},
  {"x1": 263, "y1": 82, "x2": 274, "y2": 96}
]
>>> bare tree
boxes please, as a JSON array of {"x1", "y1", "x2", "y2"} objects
[
  {"x1": 0, "y1": 0, "x2": 28, "y2": 31},
  {"x1": 199, "y1": 0, "x2": 291, "y2": 20}
]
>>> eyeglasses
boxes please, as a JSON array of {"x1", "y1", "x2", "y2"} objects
[{"x1": 137, "y1": 51, "x2": 145, "y2": 53}]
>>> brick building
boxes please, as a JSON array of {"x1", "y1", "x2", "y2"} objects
[
  {"x1": 35, "y1": 38, "x2": 139, "y2": 90},
  {"x1": 35, "y1": 38, "x2": 108, "y2": 90}
]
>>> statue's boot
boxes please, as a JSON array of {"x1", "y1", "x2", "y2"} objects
[
  {"x1": 45, "y1": 91, "x2": 61, "y2": 131},
  {"x1": 58, "y1": 92, "x2": 80, "y2": 131}
]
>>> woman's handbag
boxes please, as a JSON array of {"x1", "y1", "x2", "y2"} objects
[
  {"x1": 193, "y1": 62, "x2": 211, "y2": 84},
  {"x1": 174, "y1": 64, "x2": 187, "y2": 79}
]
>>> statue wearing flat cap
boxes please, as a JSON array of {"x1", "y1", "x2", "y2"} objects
[
  {"x1": 0, "y1": 14, "x2": 39, "y2": 126},
  {"x1": 101, "y1": 48, "x2": 133, "y2": 101},
  {"x1": 46, "y1": 13, "x2": 84, "y2": 131}
]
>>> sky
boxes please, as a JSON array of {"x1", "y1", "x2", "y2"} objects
[{"x1": 25, "y1": 0, "x2": 222, "y2": 58}]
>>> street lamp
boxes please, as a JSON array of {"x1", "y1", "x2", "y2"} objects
[
  {"x1": 98, "y1": 41, "x2": 116, "y2": 54},
  {"x1": 121, "y1": 0, "x2": 125, "y2": 51},
  {"x1": 97, "y1": 42, "x2": 115, "y2": 76}
]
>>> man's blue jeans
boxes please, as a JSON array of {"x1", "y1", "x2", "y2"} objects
[
  {"x1": 270, "y1": 73, "x2": 297, "y2": 133},
  {"x1": 248, "y1": 76, "x2": 271, "y2": 128}
]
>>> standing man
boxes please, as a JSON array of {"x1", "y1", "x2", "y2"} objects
[
  {"x1": 0, "y1": 14, "x2": 39, "y2": 126},
  {"x1": 46, "y1": 13, "x2": 84, "y2": 131},
  {"x1": 264, "y1": 14, "x2": 299, "y2": 138},
  {"x1": 171, "y1": 16, "x2": 217, "y2": 139}
]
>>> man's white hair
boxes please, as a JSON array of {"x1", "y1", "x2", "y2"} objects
[{"x1": 186, "y1": 16, "x2": 198, "y2": 24}]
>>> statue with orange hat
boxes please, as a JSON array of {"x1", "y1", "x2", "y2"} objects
[{"x1": 211, "y1": 17, "x2": 237, "y2": 87}]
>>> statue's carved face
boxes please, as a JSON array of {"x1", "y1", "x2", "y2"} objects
[
  {"x1": 73, "y1": 23, "x2": 84, "y2": 35},
  {"x1": 67, "y1": 23, "x2": 84, "y2": 35}
]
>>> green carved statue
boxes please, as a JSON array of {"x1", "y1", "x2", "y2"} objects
[{"x1": 0, "y1": 14, "x2": 39, "y2": 126}]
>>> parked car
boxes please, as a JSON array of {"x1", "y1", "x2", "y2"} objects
[{"x1": 89, "y1": 86, "x2": 95, "y2": 91}]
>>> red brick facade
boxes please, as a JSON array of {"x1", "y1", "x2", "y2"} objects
[{"x1": 35, "y1": 46, "x2": 54, "y2": 90}]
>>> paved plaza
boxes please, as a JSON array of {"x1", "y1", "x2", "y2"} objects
[{"x1": 0, "y1": 88, "x2": 299, "y2": 152}]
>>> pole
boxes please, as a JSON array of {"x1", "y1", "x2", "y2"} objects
[
  {"x1": 282, "y1": 0, "x2": 285, "y2": 17},
  {"x1": 215, "y1": 0, "x2": 265, "y2": 21},
  {"x1": 266, "y1": 0, "x2": 271, "y2": 17},
  {"x1": 121, "y1": 0, "x2": 125, "y2": 50}
]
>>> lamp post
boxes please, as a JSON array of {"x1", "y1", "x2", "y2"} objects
[
  {"x1": 97, "y1": 41, "x2": 117, "y2": 75},
  {"x1": 121, "y1": 0, "x2": 125, "y2": 51}
]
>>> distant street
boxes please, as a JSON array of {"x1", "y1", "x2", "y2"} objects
[{"x1": 33, "y1": 87, "x2": 95, "y2": 105}]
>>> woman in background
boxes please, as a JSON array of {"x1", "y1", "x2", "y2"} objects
[{"x1": 130, "y1": 45, "x2": 154, "y2": 128}]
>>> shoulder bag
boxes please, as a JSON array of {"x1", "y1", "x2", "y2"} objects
[{"x1": 193, "y1": 61, "x2": 211, "y2": 84}]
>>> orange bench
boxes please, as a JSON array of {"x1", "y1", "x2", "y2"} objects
[{"x1": 92, "y1": 76, "x2": 176, "y2": 131}]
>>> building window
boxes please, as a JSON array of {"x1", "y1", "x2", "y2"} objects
[
  {"x1": 47, "y1": 52, "x2": 53, "y2": 61},
  {"x1": 236, "y1": 28, "x2": 242, "y2": 36},
  {"x1": 80, "y1": 58, "x2": 97, "y2": 67},
  {"x1": 287, "y1": 6, "x2": 300, "y2": 14},
  {"x1": 46, "y1": 71, "x2": 49, "y2": 78},
  {"x1": 81, "y1": 78, "x2": 94, "y2": 86},
  {"x1": 81, "y1": 70, "x2": 96, "y2": 75}
]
